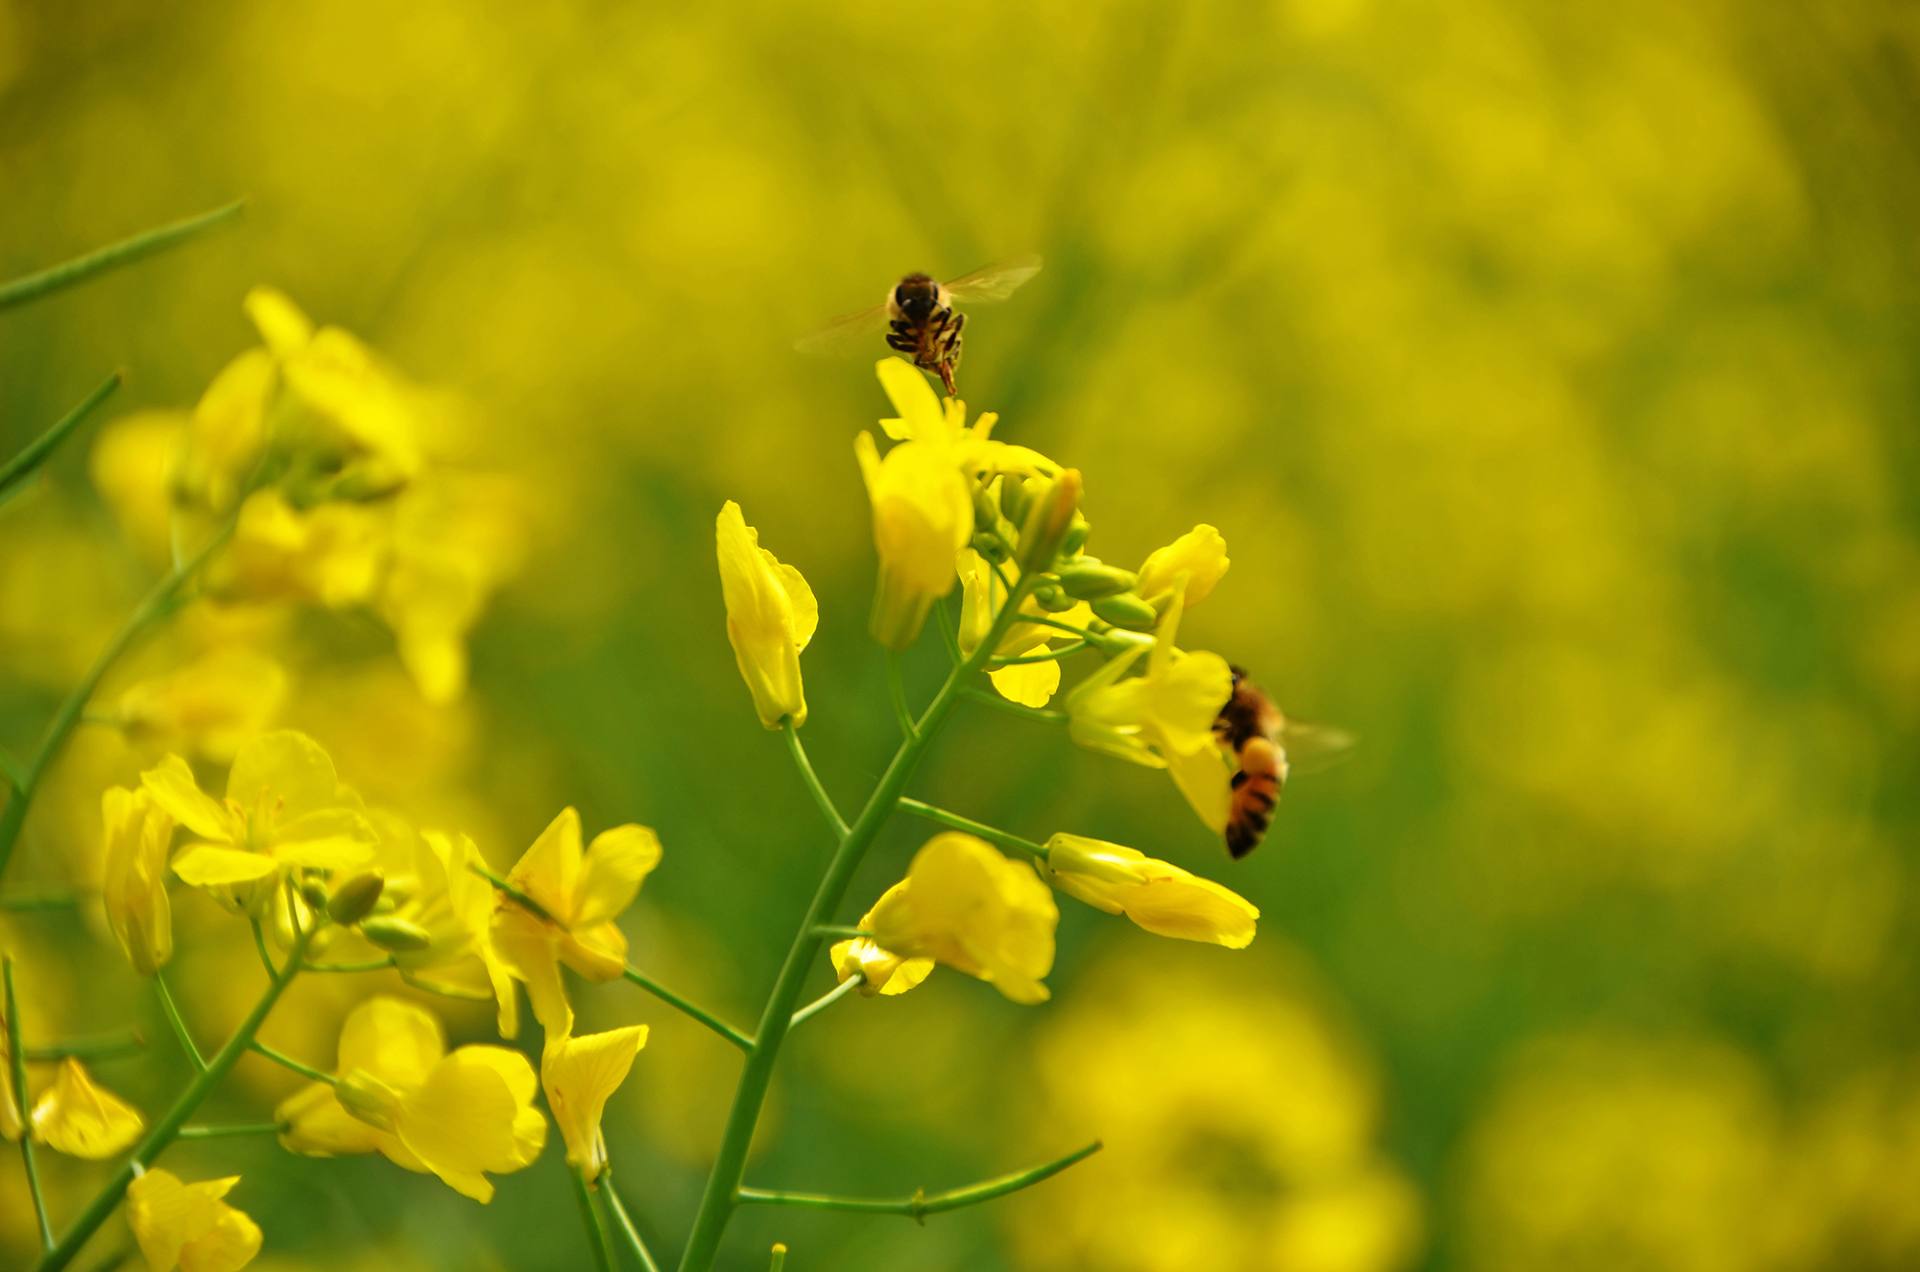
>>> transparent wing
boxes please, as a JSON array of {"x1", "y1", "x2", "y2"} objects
[
  {"x1": 943, "y1": 253, "x2": 1043, "y2": 304},
  {"x1": 794, "y1": 302, "x2": 889, "y2": 356},
  {"x1": 1276, "y1": 721, "x2": 1356, "y2": 776}
]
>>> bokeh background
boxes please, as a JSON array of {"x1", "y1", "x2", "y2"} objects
[{"x1": 4, "y1": 1, "x2": 1919, "y2": 1269}]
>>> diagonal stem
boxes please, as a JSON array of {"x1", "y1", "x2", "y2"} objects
[
  {"x1": 151, "y1": 971, "x2": 205, "y2": 1072},
  {"x1": 5, "y1": 957, "x2": 55, "y2": 1250},
  {"x1": 736, "y1": 1140, "x2": 1102, "y2": 1221},
  {"x1": 0, "y1": 371, "x2": 122, "y2": 506},
  {"x1": 781, "y1": 721, "x2": 848, "y2": 838},
  {"x1": 572, "y1": 1166, "x2": 618, "y2": 1272},
  {"x1": 894, "y1": 799, "x2": 1049, "y2": 861},
  {"x1": 603, "y1": 1173, "x2": 664, "y2": 1272},
  {"x1": 0, "y1": 199, "x2": 246, "y2": 311},
  {"x1": 787, "y1": 975, "x2": 861, "y2": 1031},
  {"x1": 620, "y1": 967, "x2": 753, "y2": 1052},
  {"x1": 885, "y1": 652, "x2": 918, "y2": 740}
]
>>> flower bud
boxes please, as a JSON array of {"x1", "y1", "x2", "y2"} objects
[
  {"x1": 1016, "y1": 469, "x2": 1083, "y2": 575},
  {"x1": 998, "y1": 475, "x2": 1033, "y2": 524},
  {"x1": 359, "y1": 915, "x2": 432, "y2": 952},
  {"x1": 971, "y1": 531, "x2": 1010, "y2": 564},
  {"x1": 1032, "y1": 581, "x2": 1078, "y2": 614},
  {"x1": 971, "y1": 483, "x2": 1002, "y2": 529},
  {"x1": 1055, "y1": 558, "x2": 1138, "y2": 601},
  {"x1": 1091, "y1": 591, "x2": 1158, "y2": 630},
  {"x1": 299, "y1": 877, "x2": 332, "y2": 912},
  {"x1": 327, "y1": 871, "x2": 386, "y2": 925},
  {"x1": 1060, "y1": 516, "x2": 1090, "y2": 556}
]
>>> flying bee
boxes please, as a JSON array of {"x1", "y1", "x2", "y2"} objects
[
  {"x1": 794, "y1": 255, "x2": 1043, "y2": 396},
  {"x1": 1213, "y1": 667, "x2": 1353, "y2": 858}
]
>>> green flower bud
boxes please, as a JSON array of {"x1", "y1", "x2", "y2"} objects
[
  {"x1": 298, "y1": 877, "x2": 331, "y2": 912},
  {"x1": 326, "y1": 872, "x2": 386, "y2": 926},
  {"x1": 1091, "y1": 591, "x2": 1159, "y2": 630},
  {"x1": 999, "y1": 476, "x2": 1033, "y2": 524},
  {"x1": 359, "y1": 915, "x2": 432, "y2": 953},
  {"x1": 971, "y1": 483, "x2": 1001, "y2": 529},
  {"x1": 336, "y1": 1070, "x2": 401, "y2": 1132},
  {"x1": 1016, "y1": 469, "x2": 1084, "y2": 575},
  {"x1": 1061, "y1": 516, "x2": 1090, "y2": 556},
  {"x1": 1056, "y1": 558, "x2": 1138, "y2": 601},
  {"x1": 971, "y1": 531, "x2": 1010, "y2": 564},
  {"x1": 1034, "y1": 582, "x2": 1079, "y2": 613}
]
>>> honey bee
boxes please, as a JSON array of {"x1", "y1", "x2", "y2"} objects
[
  {"x1": 794, "y1": 255, "x2": 1043, "y2": 396},
  {"x1": 1213, "y1": 667, "x2": 1352, "y2": 858}
]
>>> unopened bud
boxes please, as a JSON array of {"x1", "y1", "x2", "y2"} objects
[
  {"x1": 1016, "y1": 469, "x2": 1083, "y2": 575},
  {"x1": 1033, "y1": 582, "x2": 1078, "y2": 614},
  {"x1": 998, "y1": 476, "x2": 1033, "y2": 524},
  {"x1": 1091, "y1": 591, "x2": 1158, "y2": 631},
  {"x1": 971, "y1": 484, "x2": 1001, "y2": 528},
  {"x1": 326, "y1": 872, "x2": 386, "y2": 925},
  {"x1": 1056, "y1": 558, "x2": 1137, "y2": 601},
  {"x1": 971, "y1": 531, "x2": 1010, "y2": 564},
  {"x1": 298, "y1": 878, "x2": 331, "y2": 912},
  {"x1": 1061, "y1": 516, "x2": 1090, "y2": 556},
  {"x1": 359, "y1": 915, "x2": 432, "y2": 953}
]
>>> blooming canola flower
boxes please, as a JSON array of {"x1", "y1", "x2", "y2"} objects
[
  {"x1": 1043, "y1": 834, "x2": 1258, "y2": 948},
  {"x1": 716, "y1": 500, "x2": 817, "y2": 728},
  {"x1": 126, "y1": 1169, "x2": 264, "y2": 1272}
]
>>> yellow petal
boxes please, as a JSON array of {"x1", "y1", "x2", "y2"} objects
[
  {"x1": 244, "y1": 285, "x2": 314, "y2": 355},
  {"x1": 336, "y1": 996, "x2": 445, "y2": 1086},
  {"x1": 508, "y1": 808, "x2": 583, "y2": 921},
  {"x1": 140, "y1": 755, "x2": 234, "y2": 843},
  {"x1": 101, "y1": 785, "x2": 175, "y2": 975},
  {"x1": 171, "y1": 844, "x2": 277, "y2": 887},
  {"x1": 127, "y1": 1169, "x2": 261, "y2": 1272},
  {"x1": 226, "y1": 730, "x2": 347, "y2": 822},
  {"x1": 1137, "y1": 524, "x2": 1231, "y2": 608},
  {"x1": 395, "y1": 1048, "x2": 545, "y2": 1203},
  {"x1": 492, "y1": 908, "x2": 573, "y2": 1038},
  {"x1": 270, "y1": 806, "x2": 377, "y2": 869},
  {"x1": 573, "y1": 824, "x2": 662, "y2": 928},
  {"x1": 988, "y1": 657, "x2": 1062, "y2": 708},
  {"x1": 541, "y1": 1025, "x2": 648, "y2": 1182},
  {"x1": 31, "y1": 1058, "x2": 145, "y2": 1158},
  {"x1": 274, "y1": 1082, "x2": 385, "y2": 1157},
  {"x1": 875, "y1": 356, "x2": 948, "y2": 442}
]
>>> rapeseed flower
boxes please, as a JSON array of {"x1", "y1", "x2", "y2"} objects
[
  {"x1": 829, "y1": 882, "x2": 936, "y2": 997},
  {"x1": 491, "y1": 808, "x2": 663, "y2": 1036},
  {"x1": 100, "y1": 785, "x2": 176, "y2": 975},
  {"x1": 1043, "y1": 834, "x2": 1258, "y2": 948},
  {"x1": 276, "y1": 997, "x2": 545, "y2": 1203},
  {"x1": 855, "y1": 430, "x2": 972, "y2": 650},
  {"x1": 1135, "y1": 524, "x2": 1230, "y2": 611},
  {"x1": 715, "y1": 501, "x2": 817, "y2": 728},
  {"x1": 31, "y1": 1059, "x2": 144, "y2": 1158},
  {"x1": 126, "y1": 1169, "x2": 263, "y2": 1272},
  {"x1": 541, "y1": 1025, "x2": 649, "y2": 1183},
  {"x1": 110, "y1": 647, "x2": 287, "y2": 765}
]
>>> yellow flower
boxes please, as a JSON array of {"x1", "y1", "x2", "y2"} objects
[
  {"x1": 210, "y1": 489, "x2": 387, "y2": 609},
  {"x1": 1043, "y1": 834, "x2": 1258, "y2": 948},
  {"x1": 177, "y1": 349, "x2": 276, "y2": 514},
  {"x1": 541, "y1": 1025, "x2": 649, "y2": 1183},
  {"x1": 956, "y1": 548, "x2": 1092, "y2": 708},
  {"x1": 142, "y1": 730, "x2": 376, "y2": 905},
  {"x1": 715, "y1": 500, "x2": 817, "y2": 728},
  {"x1": 101, "y1": 786, "x2": 176, "y2": 975},
  {"x1": 490, "y1": 808, "x2": 663, "y2": 1036},
  {"x1": 855, "y1": 431, "x2": 972, "y2": 650},
  {"x1": 858, "y1": 833, "x2": 1058, "y2": 1004},
  {"x1": 126, "y1": 1169, "x2": 263, "y2": 1272},
  {"x1": 31, "y1": 1058, "x2": 145, "y2": 1158},
  {"x1": 392, "y1": 830, "x2": 522, "y2": 1039},
  {"x1": 829, "y1": 882, "x2": 936, "y2": 997},
  {"x1": 1136, "y1": 524, "x2": 1231, "y2": 610},
  {"x1": 874, "y1": 357, "x2": 1055, "y2": 478},
  {"x1": 276, "y1": 997, "x2": 546, "y2": 1203},
  {"x1": 112, "y1": 647, "x2": 287, "y2": 765}
]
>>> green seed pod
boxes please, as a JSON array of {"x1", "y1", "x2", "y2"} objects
[
  {"x1": 1092, "y1": 592, "x2": 1159, "y2": 630},
  {"x1": 1056, "y1": 559, "x2": 1138, "y2": 601},
  {"x1": 359, "y1": 915, "x2": 433, "y2": 953},
  {"x1": 327, "y1": 872, "x2": 386, "y2": 926}
]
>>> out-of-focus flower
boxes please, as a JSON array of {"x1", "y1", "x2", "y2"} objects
[
  {"x1": 541, "y1": 1025, "x2": 648, "y2": 1183},
  {"x1": 392, "y1": 830, "x2": 522, "y2": 1038},
  {"x1": 852, "y1": 833, "x2": 1057, "y2": 1004},
  {"x1": 143, "y1": 731, "x2": 375, "y2": 906},
  {"x1": 276, "y1": 997, "x2": 545, "y2": 1203},
  {"x1": 1135, "y1": 524, "x2": 1230, "y2": 610},
  {"x1": 715, "y1": 500, "x2": 817, "y2": 728},
  {"x1": 491, "y1": 808, "x2": 663, "y2": 1036},
  {"x1": 126, "y1": 1169, "x2": 263, "y2": 1272},
  {"x1": 1043, "y1": 834, "x2": 1257, "y2": 948},
  {"x1": 178, "y1": 349, "x2": 276, "y2": 513},
  {"x1": 211, "y1": 491, "x2": 387, "y2": 609},
  {"x1": 100, "y1": 785, "x2": 176, "y2": 975},
  {"x1": 829, "y1": 882, "x2": 936, "y2": 997},
  {"x1": 31, "y1": 1058, "x2": 144, "y2": 1158},
  {"x1": 109, "y1": 647, "x2": 287, "y2": 765}
]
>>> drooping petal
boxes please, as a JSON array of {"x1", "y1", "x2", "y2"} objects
[
  {"x1": 171, "y1": 845, "x2": 278, "y2": 888},
  {"x1": 507, "y1": 808, "x2": 584, "y2": 922},
  {"x1": 394, "y1": 1048, "x2": 544, "y2": 1203},
  {"x1": 101, "y1": 785, "x2": 175, "y2": 975},
  {"x1": 275, "y1": 1082, "x2": 386, "y2": 1157},
  {"x1": 127, "y1": 1169, "x2": 262, "y2": 1272},
  {"x1": 492, "y1": 908, "x2": 573, "y2": 1038},
  {"x1": 573, "y1": 824, "x2": 662, "y2": 928},
  {"x1": 140, "y1": 755, "x2": 234, "y2": 843},
  {"x1": 31, "y1": 1059, "x2": 145, "y2": 1158},
  {"x1": 335, "y1": 997, "x2": 445, "y2": 1087},
  {"x1": 542, "y1": 1025, "x2": 647, "y2": 1182}
]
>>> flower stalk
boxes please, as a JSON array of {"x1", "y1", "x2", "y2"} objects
[
  {"x1": 735, "y1": 1139, "x2": 1103, "y2": 1222},
  {"x1": 5, "y1": 957, "x2": 55, "y2": 1250}
]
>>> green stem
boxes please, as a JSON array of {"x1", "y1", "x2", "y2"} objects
[
  {"x1": 933, "y1": 597, "x2": 962, "y2": 663},
  {"x1": 0, "y1": 890, "x2": 89, "y2": 912},
  {"x1": 247, "y1": 919, "x2": 277, "y2": 979},
  {"x1": 302, "y1": 957, "x2": 395, "y2": 974},
  {"x1": 572, "y1": 1167, "x2": 617, "y2": 1272},
  {"x1": 988, "y1": 639, "x2": 1088, "y2": 667},
  {"x1": 23, "y1": 1029, "x2": 144, "y2": 1064},
  {"x1": 470, "y1": 863, "x2": 556, "y2": 923},
  {"x1": 33, "y1": 921, "x2": 315, "y2": 1272},
  {"x1": 959, "y1": 687, "x2": 1068, "y2": 727},
  {"x1": 769, "y1": 1244, "x2": 788, "y2": 1272},
  {"x1": 781, "y1": 721, "x2": 848, "y2": 838},
  {"x1": 620, "y1": 966, "x2": 753, "y2": 1052},
  {"x1": 0, "y1": 371, "x2": 122, "y2": 506},
  {"x1": 151, "y1": 971, "x2": 204, "y2": 1072},
  {"x1": 736, "y1": 1140, "x2": 1102, "y2": 1220},
  {"x1": 885, "y1": 652, "x2": 918, "y2": 740},
  {"x1": 0, "y1": 200, "x2": 246, "y2": 311},
  {"x1": 5, "y1": 957, "x2": 55, "y2": 1250},
  {"x1": 674, "y1": 575, "x2": 1038, "y2": 1272},
  {"x1": 788, "y1": 975, "x2": 861, "y2": 1030},
  {"x1": 246, "y1": 1041, "x2": 334, "y2": 1087},
  {"x1": 0, "y1": 515, "x2": 238, "y2": 889},
  {"x1": 894, "y1": 799, "x2": 1049, "y2": 861},
  {"x1": 603, "y1": 1174, "x2": 663, "y2": 1272},
  {"x1": 175, "y1": 1122, "x2": 286, "y2": 1140},
  {"x1": 808, "y1": 925, "x2": 867, "y2": 941}
]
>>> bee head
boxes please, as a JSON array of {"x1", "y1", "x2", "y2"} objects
[{"x1": 893, "y1": 274, "x2": 939, "y2": 323}]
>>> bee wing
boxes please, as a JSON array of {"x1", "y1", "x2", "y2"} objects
[
  {"x1": 943, "y1": 253, "x2": 1043, "y2": 304},
  {"x1": 1275, "y1": 722, "x2": 1356, "y2": 776},
  {"x1": 794, "y1": 302, "x2": 890, "y2": 356}
]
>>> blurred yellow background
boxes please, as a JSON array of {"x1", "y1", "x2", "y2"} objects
[{"x1": 3, "y1": 1, "x2": 1918, "y2": 1269}]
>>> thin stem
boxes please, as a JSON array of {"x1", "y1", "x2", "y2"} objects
[
  {"x1": 469, "y1": 863, "x2": 556, "y2": 923},
  {"x1": 1016, "y1": 613, "x2": 1095, "y2": 640},
  {"x1": 34, "y1": 921, "x2": 315, "y2": 1272},
  {"x1": 175, "y1": 1122, "x2": 286, "y2": 1140},
  {"x1": 302, "y1": 957, "x2": 395, "y2": 974},
  {"x1": 0, "y1": 890, "x2": 88, "y2": 912},
  {"x1": 885, "y1": 652, "x2": 918, "y2": 740},
  {"x1": 24, "y1": 1029, "x2": 144, "y2": 1064},
  {"x1": 769, "y1": 1245, "x2": 788, "y2": 1272},
  {"x1": 5, "y1": 957, "x2": 55, "y2": 1250},
  {"x1": 620, "y1": 967, "x2": 753, "y2": 1052},
  {"x1": 152, "y1": 971, "x2": 205, "y2": 1072},
  {"x1": 933, "y1": 597, "x2": 962, "y2": 664},
  {"x1": 988, "y1": 639, "x2": 1088, "y2": 667},
  {"x1": 246, "y1": 1041, "x2": 334, "y2": 1087},
  {"x1": 0, "y1": 514, "x2": 239, "y2": 889},
  {"x1": 895, "y1": 799, "x2": 1049, "y2": 861},
  {"x1": 572, "y1": 1167, "x2": 618, "y2": 1272},
  {"x1": 736, "y1": 1140, "x2": 1102, "y2": 1220},
  {"x1": 960, "y1": 687, "x2": 1068, "y2": 727},
  {"x1": 603, "y1": 1174, "x2": 664, "y2": 1272},
  {"x1": 0, "y1": 371, "x2": 122, "y2": 506},
  {"x1": 788, "y1": 975, "x2": 861, "y2": 1031},
  {"x1": 674, "y1": 574, "x2": 1040, "y2": 1272},
  {"x1": 0, "y1": 199, "x2": 246, "y2": 311},
  {"x1": 247, "y1": 919, "x2": 277, "y2": 979},
  {"x1": 781, "y1": 721, "x2": 848, "y2": 839},
  {"x1": 809, "y1": 925, "x2": 868, "y2": 941}
]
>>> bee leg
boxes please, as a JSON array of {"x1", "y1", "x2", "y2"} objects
[{"x1": 886, "y1": 333, "x2": 916, "y2": 353}]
